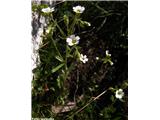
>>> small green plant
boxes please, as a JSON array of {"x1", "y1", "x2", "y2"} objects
[
  {"x1": 32, "y1": 1, "x2": 128, "y2": 119},
  {"x1": 32, "y1": 3, "x2": 113, "y2": 102}
]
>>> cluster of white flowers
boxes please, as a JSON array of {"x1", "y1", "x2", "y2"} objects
[
  {"x1": 66, "y1": 35, "x2": 80, "y2": 46},
  {"x1": 115, "y1": 89, "x2": 124, "y2": 100},
  {"x1": 66, "y1": 35, "x2": 89, "y2": 63},
  {"x1": 80, "y1": 54, "x2": 88, "y2": 63},
  {"x1": 72, "y1": 6, "x2": 88, "y2": 63},
  {"x1": 40, "y1": 5, "x2": 114, "y2": 66},
  {"x1": 73, "y1": 5, "x2": 85, "y2": 13},
  {"x1": 41, "y1": 5, "x2": 85, "y2": 14},
  {"x1": 42, "y1": 7, "x2": 54, "y2": 13}
]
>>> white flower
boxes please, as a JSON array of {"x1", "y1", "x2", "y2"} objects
[
  {"x1": 42, "y1": 7, "x2": 54, "y2": 13},
  {"x1": 96, "y1": 57, "x2": 99, "y2": 60},
  {"x1": 80, "y1": 54, "x2": 88, "y2": 63},
  {"x1": 106, "y1": 50, "x2": 111, "y2": 57},
  {"x1": 73, "y1": 5, "x2": 85, "y2": 13},
  {"x1": 115, "y1": 89, "x2": 124, "y2": 99},
  {"x1": 66, "y1": 35, "x2": 80, "y2": 46}
]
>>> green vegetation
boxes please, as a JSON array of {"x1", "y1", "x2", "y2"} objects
[{"x1": 32, "y1": 1, "x2": 128, "y2": 120}]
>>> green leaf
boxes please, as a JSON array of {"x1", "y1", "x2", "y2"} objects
[
  {"x1": 56, "y1": 76, "x2": 61, "y2": 88},
  {"x1": 55, "y1": 55, "x2": 64, "y2": 62},
  {"x1": 51, "y1": 38, "x2": 64, "y2": 62},
  {"x1": 78, "y1": 19, "x2": 91, "y2": 28},
  {"x1": 79, "y1": 20, "x2": 85, "y2": 28},
  {"x1": 52, "y1": 63, "x2": 64, "y2": 73},
  {"x1": 55, "y1": 20, "x2": 66, "y2": 37}
]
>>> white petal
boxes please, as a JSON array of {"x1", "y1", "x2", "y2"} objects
[
  {"x1": 68, "y1": 41, "x2": 74, "y2": 46},
  {"x1": 80, "y1": 54, "x2": 86, "y2": 62},
  {"x1": 75, "y1": 36, "x2": 80, "y2": 40},
  {"x1": 80, "y1": 54, "x2": 83, "y2": 57},
  {"x1": 66, "y1": 38, "x2": 72, "y2": 43},
  {"x1": 80, "y1": 57, "x2": 83, "y2": 61},
  {"x1": 106, "y1": 50, "x2": 109, "y2": 55},
  {"x1": 81, "y1": 7, "x2": 85, "y2": 11},
  {"x1": 42, "y1": 8, "x2": 49, "y2": 13},
  {"x1": 51, "y1": 7, "x2": 55, "y2": 12},
  {"x1": 66, "y1": 38, "x2": 74, "y2": 46},
  {"x1": 75, "y1": 40, "x2": 79, "y2": 45},
  {"x1": 42, "y1": 7, "x2": 54, "y2": 13},
  {"x1": 70, "y1": 35, "x2": 75, "y2": 39},
  {"x1": 69, "y1": 43, "x2": 74, "y2": 46}
]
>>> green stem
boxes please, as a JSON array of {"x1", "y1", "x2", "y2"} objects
[
  {"x1": 51, "y1": 14, "x2": 66, "y2": 37},
  {"x1": 50, "y1": 14, "x2": 65, "y2": 62},
  {"x1": 55, "y1": 21, "x2": 66, "y2": 37},
  {"x1": 51, "y1": 37, "x2": 64, "y2": 61},
  {"x1": 69, "y1": 14, "x2": 80, "y2": 35},
  {"x1": 64, "y1": 14, "x2": 80, "y2": 80},
  {"x1": 66, "y1": 89, "x2": 108, "y2": 119},
  {"x1": 65, "y1": 43, "x2": 68, "y2": 76}
]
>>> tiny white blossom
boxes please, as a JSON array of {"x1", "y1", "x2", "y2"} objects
[
  {"x1": 96, "y1": 57, "x2": 99, "y2": 60},
  {"x1": 110, "y1": 61, "x2": 114, "y2": 66},
  {"x1": 66, "y1": 35, "x2": 80, "y2": 46},
  {"x1": 106, "y1": 50, "x2": 111, "y2": 57},
  {"x1": 73, "y1": 5, "x2": 85, "y2": 13},
  {"x1": 115, "y1": 89, "x2": 124, "y2": 99},
  {"x1": 80, "y1": 54, "x2": 88, "y2": 63},
  {"x1": 42, "y1": 7, "x2": 54, "y2": 13}
]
